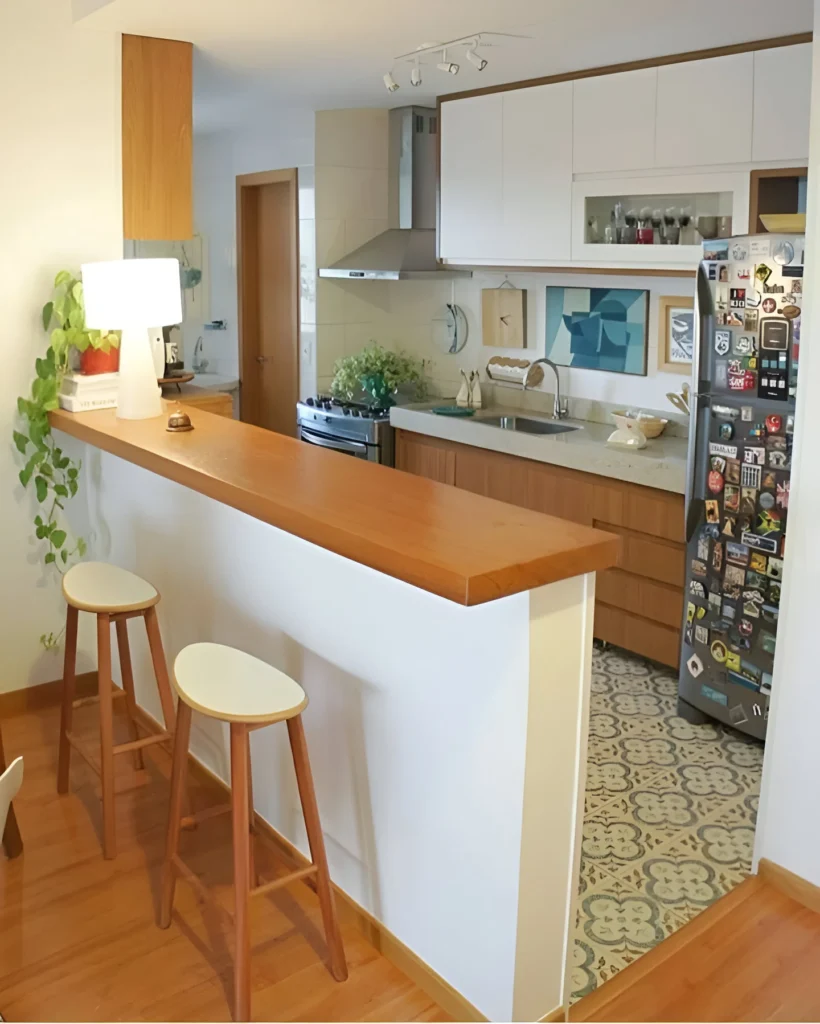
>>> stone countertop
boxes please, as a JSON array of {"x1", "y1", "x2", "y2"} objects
[{"x1": 390, "y1": 404, "x2": 689, "y2": 494}]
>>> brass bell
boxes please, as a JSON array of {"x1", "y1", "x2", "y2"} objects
[{"x1": 166, "y1": 406, "x2": 194, "y2": 433}]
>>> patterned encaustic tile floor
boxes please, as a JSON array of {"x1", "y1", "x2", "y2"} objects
[{"x1": 570, "y1": 646, "x2": 764, "y2": 1004}]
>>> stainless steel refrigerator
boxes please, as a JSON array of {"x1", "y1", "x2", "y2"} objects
[{"x1": 678, "y1": 233, "x2": 802, "y2": 740}]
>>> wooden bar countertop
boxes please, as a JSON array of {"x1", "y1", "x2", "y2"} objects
[{"x1": 51, "y1": 404, "x2": 619, "y2": 606}]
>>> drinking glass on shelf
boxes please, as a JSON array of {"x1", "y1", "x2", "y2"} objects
[
  {"x1": 718, "y1": 215, "x2": 732, "y2": 238},
  {"x1": 587, "y1": 216, "x2": 600, "y2": 243},
  {"x1": 679, "y1": 206, "x2": 692, "y2": 245},
  {"x1": 603, "y1": 224, "x2": 616, "y2": 244},
  {"x1": 620, "y1": 209, "x2": 637, "y2": 244},
  {"x1": 663, "y1": 207, "x2": 679, "y2": 245},
  {"x1": 651, "y1": 209, "x2": 663, "y2": 245},
  {"x1": 637, "y1": 207, "x2": 654, "y2": 244}
]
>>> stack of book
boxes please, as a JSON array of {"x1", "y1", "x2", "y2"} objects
[{"x1": 58, "y1": 372, "x2": 119, "y2": 413}]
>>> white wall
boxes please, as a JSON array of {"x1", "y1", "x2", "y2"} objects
[
  {"x1": 754, "y1": 15, "x2": 820, "y2": 883},
  {"x1": 1, "y1": 0, "x2": 122, "y2": 693},
  {"x1": 380, "y1": 272, "x2": 695, "y2": 413},
  {"x1": 192, "y1": 108, "x2": 315, "y2": 394}
]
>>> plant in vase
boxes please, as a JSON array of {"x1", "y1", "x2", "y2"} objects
[
  {"x1": 329, "y1": 343, "x2": 428, "y2": 407},
  {"x1": 12, "y1": 271, "x2": 117, "y2": 648}
]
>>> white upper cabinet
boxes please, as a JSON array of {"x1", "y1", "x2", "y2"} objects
[
  {"x1": 502, "y1": 82, "x2": 573, "y2": 261},
  {"x1": 655, "y1": 53, "x2": 754, "y2": 168},
  {"x1": 752, "y1": 44, "x2": 812, "y2": 162},
  {"x1": 573, "y1": 68, "x2": 658, "y2": 174},
  {"x1": 439, "y1": 93, "x2": 503, "y2": 260}
]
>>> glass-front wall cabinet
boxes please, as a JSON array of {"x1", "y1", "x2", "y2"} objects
[{"x1": 572, "y1": 173, "x2": 750, "y2": 268}]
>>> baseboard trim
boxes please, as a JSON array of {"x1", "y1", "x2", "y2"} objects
[
  {"x1": 758, "y1": 857, "x2": 820, "y2": 913},
  {"x1": 132, "y1": 705, "x2": 488, "y2": 1023},
  {"x1": 0, "y1": 671, "x2": 97, "y2": 718},
  {"x1": 569, "y1": 874, "x2": 760, "y2": 1021}
]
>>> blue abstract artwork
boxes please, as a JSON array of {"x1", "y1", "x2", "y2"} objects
[{"x1": 544, "y1": 287, "x2": 648, "y2": 376}]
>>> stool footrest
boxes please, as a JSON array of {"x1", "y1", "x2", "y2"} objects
[
  {"x1": 180, "y1": 802, "x2": 232, "y2": 828},
  {"x1": 72, "y1": 689, "x2": 127, "y2": 711},
  {"x1": 251, "y1": 865, "x2": 318, "y2": 899},
  {"x1": 112, "y1": 731, "x2": 170, "y2": 756}
]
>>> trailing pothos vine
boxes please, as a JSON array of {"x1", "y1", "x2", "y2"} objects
[{"x1": 13, "y1": 270, "x2": 116, "y2": 649}]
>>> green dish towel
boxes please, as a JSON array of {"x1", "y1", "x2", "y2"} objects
[{"x1": 431, "y1": 406, "x2": 475, "y2": 417}]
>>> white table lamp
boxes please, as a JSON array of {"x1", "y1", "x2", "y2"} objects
[{"x1": 81, "y1": 258, "x2": 182, "y2": 420}]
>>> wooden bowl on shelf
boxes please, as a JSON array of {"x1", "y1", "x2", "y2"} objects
[
  {"x1": 612, "y1": 411, "x2": 668, "y2": 439},
  {"x1": 759, "y1": 214, "x2": 806, "y2": 233}
]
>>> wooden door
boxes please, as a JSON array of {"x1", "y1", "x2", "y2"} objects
[{"x1": 237, "y1": 170, "x2": 299, "y2": 435}]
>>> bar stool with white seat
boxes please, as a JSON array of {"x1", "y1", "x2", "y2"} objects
[
  {"x1": 160, "y1": 642, "x2": 347, "y2": 1023},
  {"x1": 58, "y1": 561, "x2": 178, "y2": 859}
]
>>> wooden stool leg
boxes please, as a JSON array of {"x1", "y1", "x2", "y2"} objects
[
  {"x1": 115, "y1": 618, "x2": 144, "y2": 772},
  {"x1": 57, "y1": 603, "x2": 79, "y2": 794},
  {"x1": 231, "y1": 723, "x2": 252, "y2": 1023},
  {"x1": 286, "y1": 715, "x2": 348, "y2": 982},
  {"x1": 97, "y1": 613, "x2": 117, "y2": 860},
  {"x1": 144, "y1": 606, "x2": 177, "y2": 734},
  {"x1": 247, "y1": 738, "x2": 258, "y2": 888},
  {"x1": 159, "y1": 699, "x2": 193, "y2": 929},
  {"x1": 0, "y1": 724, "x2": 22, "y2": 859}
]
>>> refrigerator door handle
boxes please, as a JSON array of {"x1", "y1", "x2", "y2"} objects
[{"x1": 684, "y1": 264, "x2": 712, "y2": 542}]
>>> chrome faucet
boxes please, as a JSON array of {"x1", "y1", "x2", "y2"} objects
[{"x1": 522, "y1": 357, "x2": 569, "y2": 420}]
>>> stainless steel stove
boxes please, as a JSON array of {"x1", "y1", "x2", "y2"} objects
[{"x1": 296, "y1": 396, "x2": 395, "y2": 466}]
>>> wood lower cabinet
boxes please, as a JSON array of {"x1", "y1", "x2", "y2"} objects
[{"x1": 395, "y1": 429, "x2": 685, "y2": 667}]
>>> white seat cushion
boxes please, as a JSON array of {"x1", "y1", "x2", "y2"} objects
[
  {"x1": 173, "y1": 643, "x2": 308, "y2": 724},
  {"x1": 62, "y1": 562, "x2": 159, "y2": 613}
]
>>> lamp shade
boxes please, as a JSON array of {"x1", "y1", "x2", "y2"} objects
[{"x1": 81, "y1": 258, "x2": 182, "y2": 330}]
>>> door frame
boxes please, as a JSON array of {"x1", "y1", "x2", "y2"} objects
[{"x1": 236, "y1": 168, "x2": 300, "y2": 427}]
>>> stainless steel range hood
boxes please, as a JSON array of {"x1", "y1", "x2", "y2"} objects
[{"x1": 319, "y1": 107, "x2": 471, "y2": 281}]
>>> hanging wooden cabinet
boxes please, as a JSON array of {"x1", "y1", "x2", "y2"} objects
[
  {"x1": 122, "y1": 34, "x2": 193, "y2": 241},
  {"x1": 395, "y1": 429, "x2": 686, "y2": 667}
]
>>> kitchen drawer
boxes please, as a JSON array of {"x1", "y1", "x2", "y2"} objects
[
  {"x1": 595, "y1": 602, "x2": 680, "y2": 668},
  {"x1": 595, "y1": 521, "x2": 685, "y2": 588},
  {"x1": 597, "y1": 567, "x2": 683, "y2": 629},
  {"x1": 593, "y1": 479, "x2": 684, "y2": 543}
]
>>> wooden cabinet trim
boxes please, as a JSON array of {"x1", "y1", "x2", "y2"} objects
[
  {"x1": 122, "y1": 34, "x2": 193, "y2": 241},
  {"x1": 439, "y1": 33, "x2": 811, "y2": 104}
]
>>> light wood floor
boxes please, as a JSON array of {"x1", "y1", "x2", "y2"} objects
[
  {"x1": 571, "y1": 873, "x2": 820, "y2": 1022},
  {"x1": 0, "y1": 702, "x2": 449, "y2": 1022}
]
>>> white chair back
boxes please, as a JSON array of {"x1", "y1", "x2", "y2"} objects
[{"x1": 0, "y1": 756, "x2": 23, "y2": 840}]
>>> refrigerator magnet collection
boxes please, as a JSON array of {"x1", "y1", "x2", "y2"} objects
[{"x1": 677, "y1": 234, "x2": 801, "y2": 741}]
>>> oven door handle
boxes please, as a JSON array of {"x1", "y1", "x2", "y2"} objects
[{"x1": 300, "y1": 426, "x2": 369, "y2": 456}]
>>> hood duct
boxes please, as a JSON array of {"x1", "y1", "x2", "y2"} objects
[{"x1": 318, "y1": 106, "x2": 471, "y2": 281}]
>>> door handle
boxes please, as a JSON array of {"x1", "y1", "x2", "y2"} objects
[{"x1": 256, "y1": 356, "x2": 269, "y2": 364}]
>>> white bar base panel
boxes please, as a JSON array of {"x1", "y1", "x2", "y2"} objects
[{"x1": 85, "y1": 449, "x2": 594, "y2": 1022}]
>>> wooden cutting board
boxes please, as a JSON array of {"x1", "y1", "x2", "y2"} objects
[{"x1": 481, "y1": 288, "x2": 527, "y2": 348}]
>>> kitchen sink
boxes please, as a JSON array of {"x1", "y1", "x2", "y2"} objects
[{"x1": 479, "y1": 416, "x2": 581, "y2": 436}]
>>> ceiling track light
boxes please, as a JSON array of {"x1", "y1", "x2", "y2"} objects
[
  {"x1": 410, "y1": 59, "x2": 422, "y2": 87},
  {"x1": 437, "y1": 49, "x2": 459, "y2": 75},
  {"x1": 383, "y1": 71, "x2": 399, "y2": 93},
  {"x1": 466, "y1": 39, "x2": 488, "y2": 71}
]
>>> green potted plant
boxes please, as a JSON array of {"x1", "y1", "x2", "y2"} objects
[
  {"x1": 330, "y1": 344, "x2": 428, "y2": 409},
  {"x1": 42, "y1": 271, "x2": 120, "y2": 375}
]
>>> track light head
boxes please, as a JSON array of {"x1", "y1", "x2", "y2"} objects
[
  {"x1": 383, "y1": 72, "x2": 400, "y2": 93},
  {"x1": 437, "y1": 50, "x2": 459, "y2": 75},
  {"x1": 410, "y1": 64, "x2": 422, "y2": 86},
  {"x1": 466, "y1": 47, "x2": 488, "y2": 71}
]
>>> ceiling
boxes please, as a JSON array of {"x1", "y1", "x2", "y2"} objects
[{"x1": 77, "y1": 0, "x2": 814, "y2": 133}]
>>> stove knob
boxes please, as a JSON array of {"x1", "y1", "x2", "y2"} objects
[
  {"x1": 352, "y1": 409, "x2": 360, "y2": 417},
  {"x1": 305, "y1": 397, "x2": 315, "y2": 406},
  {"x1": 323, "y1": 400, "x2": 332, "y2": 410},
  {"x1": 343, "y1": 406, "x2": 350, "y2": 415}
]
